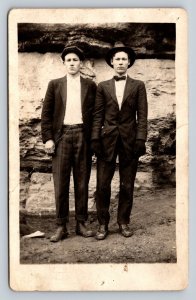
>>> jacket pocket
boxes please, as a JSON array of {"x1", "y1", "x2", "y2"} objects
[{"x1": 100, "y1": 126, "x2": 117, "y2": 138}]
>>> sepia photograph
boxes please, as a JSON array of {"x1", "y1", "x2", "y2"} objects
[{"x1": 9, "y1": 8, "x2": 188, "y2": 291}]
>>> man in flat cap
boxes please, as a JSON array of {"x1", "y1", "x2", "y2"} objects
[
  {"x1": 91, "y1": 42, "x2": 148, "y2": 240},
  {"x1": 41, "y1": 45, "x2": 96, "y2": 242}
]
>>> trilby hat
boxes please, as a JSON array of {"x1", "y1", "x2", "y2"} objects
[
  {"x1": 61, "y1": 45, "x2": 85, "y2": 62},
  {"x1": 105, "y1": 41, "x2": 136, "y2": 68}
]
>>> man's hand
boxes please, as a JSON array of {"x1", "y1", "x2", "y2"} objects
[
  {"x1": 45, "y1": 139, "x2": 55, "y2": 156},
  {"x1": 133, "y1": 139, "x2": 146, "y2": 158},
  {"x1": 91, "y1": 140, "x2": 102, "y2": 157}
]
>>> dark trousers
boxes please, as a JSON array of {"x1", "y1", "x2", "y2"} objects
[
  {"x1": 96, "y1": 137, "x2": 138, "y2": 225},
  {"x1": 52, "y1": 126, "x2": 91, "y2": 225}
]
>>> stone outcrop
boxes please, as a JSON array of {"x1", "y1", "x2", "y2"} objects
[
  {"x1": 21, "y1": 167, "x2": 155, "y2": 215},
  {"x1": 147, "y1": 116, "x2": 176, "y2": 186},
  {"x1": 18, "y1": 23, "x2": 175, "y2": 59}
]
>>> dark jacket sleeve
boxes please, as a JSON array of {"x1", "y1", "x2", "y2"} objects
[
  {"x1": 82, "y1": 80, "x2": 97, "y2": 139},
  {"x1": 41, "y1": 80, "x2": 55, "y2": 144},
  {"x1": 90, "y1": 81, "x2": 97, "y2": 111},
  {"x1": 136, "y1": 81, "x2": 148, "y2": 141},
  {"x1": 91, "y1": 83, "x2": 105, "y2": 140}
]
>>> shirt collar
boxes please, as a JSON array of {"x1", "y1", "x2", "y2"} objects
[{"x1": 67, "y1": 73, "x2": 81, "y2": 81}]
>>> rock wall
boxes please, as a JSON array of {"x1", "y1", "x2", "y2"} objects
[
  {"x1": 18, "y1": 23, "x2": 175, "y2": 59},
  {"x1": 21, "y1": 168, "x2": 155, "y2": 215}
]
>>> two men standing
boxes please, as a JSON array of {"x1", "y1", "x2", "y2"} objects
[{"x1": 41, "y1": 41, "x2": 148, "y2": 242}]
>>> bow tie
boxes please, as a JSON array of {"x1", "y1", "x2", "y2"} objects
[{"x1": 113, "y1": 76, "x2": 126, "y2": 81}]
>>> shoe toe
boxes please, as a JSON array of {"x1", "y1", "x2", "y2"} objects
[
  {"x1": 119, "y1": 225, "x2": 133, "y2": 238},
  {"x1": 85, "y1": 230, "x2": 94, "y2": 237},
  {"x1": 76, "y1": 223, "x2": 93, "y2": 238},
  {"x1": 95, "y1": 226, "x2": 108, "y2": 240},
  {"x1": 121, "y1": 230, "x2": 133, "y2": 237},
  {"x1": 50, "y1": 228, "x2": 67, "y2": 242},
  {"x1": 95, "y1": 232, "x2": 106, "y2": 240}
]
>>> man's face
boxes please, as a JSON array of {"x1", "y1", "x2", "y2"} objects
[
  {"x1": 111, "y1": 51, "x2": 130, "y2": 75},
  {"x1": 64, "y1": 53, "x2": 82, "y2": 75}
]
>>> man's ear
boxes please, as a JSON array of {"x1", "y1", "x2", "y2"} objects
[
  {"x1": 111, "y1": 58, "x2": 114, "y2": 67},
  {"x1": 80, "y1": 61, "x2": 83, "y2": 68}
]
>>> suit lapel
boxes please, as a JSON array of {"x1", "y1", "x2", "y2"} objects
[
  {"x1": 80, "y1": 76, "x2": 88, "y2": 108},
  {"x1": 121, "y1": 76, "x2": 135, "y2": 107},
  {"x1": 106, "y1": 79, "x2": 119, "y2": 106},
  {"x1": 59, "y1": 76, "x2": 67, "y2": 108}
]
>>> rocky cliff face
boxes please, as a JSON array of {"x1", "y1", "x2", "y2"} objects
[
  {"x1": 18, "y1": 23, "x2": 175, "y2": 59},
  {"x1": 18, "y1": 23, "x2": 176, "y2": 214}
]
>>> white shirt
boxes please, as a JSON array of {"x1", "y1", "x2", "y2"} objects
[
  {"x1": 63, "y1": 74, "x2": 83, "y2": 124},
  {"x1": 114, "y1": 74, "x2": 127, "y2": 109}
]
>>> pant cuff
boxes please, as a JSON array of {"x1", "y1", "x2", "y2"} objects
[
  {"x1": 117, "y1": 219, "x2": 130, "y2": 225},
  {"x1": 75, "y1": 214, "x2": 88, "y2": 222},
  {"x1": 56, "y1": 217, "x2": 68, "y2": 225}
]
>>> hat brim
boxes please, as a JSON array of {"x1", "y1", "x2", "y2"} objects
[
  {"x1": 105, "y1": 46, "x2": 136, "y2": 68},
  {"x1": 61, "y1": 46, "x2": 85, "y2": 61}
]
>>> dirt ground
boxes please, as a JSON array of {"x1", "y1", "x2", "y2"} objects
[{"x1": 20, "y1": 187, "x2": 176, "y2": 264}]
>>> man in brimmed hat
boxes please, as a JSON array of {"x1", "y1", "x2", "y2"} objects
[
  {"x1": 41, "y1": 45, "x2": 96, "y2": 242},
  {"x1": 91, "y1": 41, "x2": 148, "y2": 240}
]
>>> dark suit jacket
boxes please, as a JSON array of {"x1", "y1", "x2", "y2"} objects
[
  {"x1": 41, "y1": 75, "x2": 97, "y2": 144},
  {"x1": 91, "y1": 76, "x2": 148, "y2": 161}
]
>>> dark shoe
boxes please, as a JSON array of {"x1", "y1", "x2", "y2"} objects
[
  {"x1": 50, "y1": 226, "x2": 68, "y2": 242},
  {"x1": 95, "y1": 225, "x2": 108, "y2": 240},
  {"x1": 76, "y1": 222, "x2": 93, "y2": 238},
  {"x1": 119, "y1": 224, "x2": 133, "y2": 237}
]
